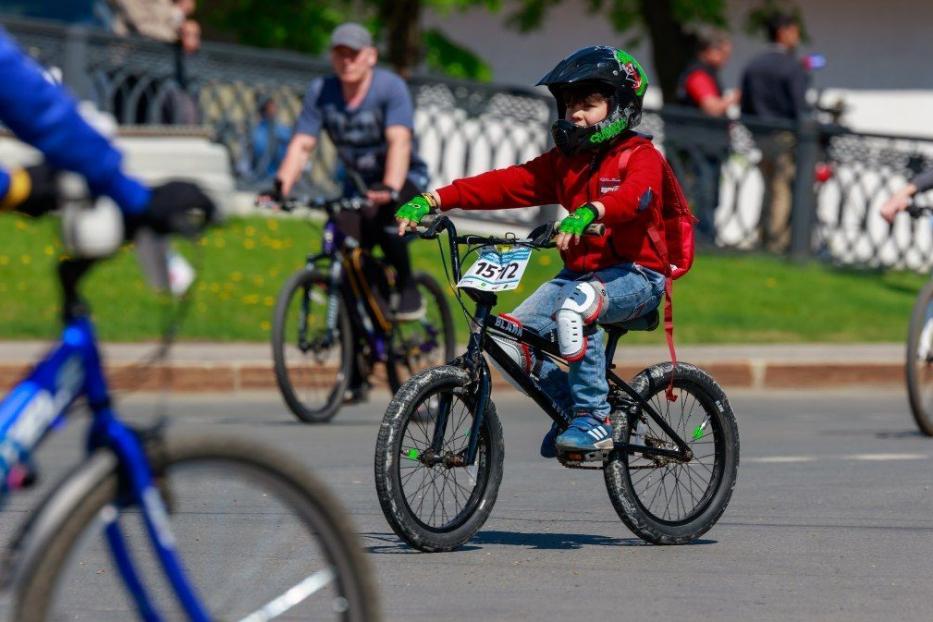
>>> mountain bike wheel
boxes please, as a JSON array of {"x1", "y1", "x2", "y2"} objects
[
  {"x1": 12, "y1": 434, "x2": 378, "y2": 622},
  {"x1": 386, "y1": 273, "x2": 457, "y2": 392},
  {"x1": 374, "y1": 366, "x2": 504, "y2": 552},
  {"x1": 272, "y1": 268, "x2": 353, "y2": 423},
  {"x1": 604, "y1": 362, "x2": 739, "y2": 544},
  {"x1": 906, "y1": 279, "x2": 933, "y2": 436}
]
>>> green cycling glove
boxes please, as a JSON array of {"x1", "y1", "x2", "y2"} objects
[
  {"x1": 395, "y1": 193, "x2": 436, "y2": 225},
  {"x1": 558, "y1": 203, "x2": 598, "y2": 236}
]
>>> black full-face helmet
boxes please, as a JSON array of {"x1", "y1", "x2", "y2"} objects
[{"x1": 537, "y1": 46, "x2": 649, "y2": 157}]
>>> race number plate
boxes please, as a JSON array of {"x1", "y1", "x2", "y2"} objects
[{"x1": 457, "y1": 245, "x2": 532, "y2": 292}]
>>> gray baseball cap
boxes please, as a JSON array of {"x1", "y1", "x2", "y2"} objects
[{"x1": 330, "y1": 23, "x2": 373, "y2": 50}]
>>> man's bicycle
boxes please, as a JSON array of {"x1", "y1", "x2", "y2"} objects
[
  {"x1": 0, "y1": 198, "x2": 378, "y2": 620},
  {"x1": 374, "y1": 215, "x2": 739, "y2": 551},
  {"x1": 270, "y1": 196, "x2": 456, "y2": 423},
  {"x1": 904, "y1": 204, "x2": 933, "y2": 435}
]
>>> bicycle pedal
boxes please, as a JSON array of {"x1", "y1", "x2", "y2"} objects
[{"x1": 557, "y1": 449, "x2": 609, "y2": 469}]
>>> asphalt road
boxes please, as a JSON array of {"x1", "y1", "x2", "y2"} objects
[{"x1": 2, "y1": 387, "x2": 932, "y2": 621}]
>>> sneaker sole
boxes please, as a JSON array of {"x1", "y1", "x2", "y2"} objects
[{"x1": 555, "y1": 437, "x2": 613, "y2": 453}]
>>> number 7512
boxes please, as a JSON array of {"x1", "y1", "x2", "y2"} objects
[{"x1": 473, "y1": 261, "x2": 520, "y2": 279}]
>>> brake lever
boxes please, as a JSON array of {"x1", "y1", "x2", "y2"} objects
[{"x1": 420, "y1": 214, "x2": 449, "y2": 239}]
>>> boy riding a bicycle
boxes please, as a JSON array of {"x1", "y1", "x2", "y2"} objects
[{"x1": 397, "y1": 46, "x2": 686, "y2": 457}]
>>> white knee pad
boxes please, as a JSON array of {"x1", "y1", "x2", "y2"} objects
[
  {"x1": 556, "y1": 281, "x2": 606, "y2": 362},
  {"x1": 489, "y1": 314, "x2": 536, "y2": 392}
]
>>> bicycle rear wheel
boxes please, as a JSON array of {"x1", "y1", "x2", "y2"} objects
[
  {"x1": 272, "y1": 268, "x2": 353, "y2": 423},
  {"x1": 906, "y1": 280, "x2": 933, "y2": 436},
  {"x1": 386, "y1": 273, "x2": 457, "y2": 392},
  {"x1": 13, "y1": 435, "x2": 378, "y2": 622},
  {"x1": 604, "y1": 363, "x2": 739, "y2": 544}
]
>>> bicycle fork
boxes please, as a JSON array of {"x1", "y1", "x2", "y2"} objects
[
  {"x1": 425, "y1": 308, "x2": 495, "y2": 468},
  {"x1": 90, "y1": 414, "x2": 210, "y2": 622},
  {"x1": 297, "y1": 262, "x2": 343, "y2": 351}
]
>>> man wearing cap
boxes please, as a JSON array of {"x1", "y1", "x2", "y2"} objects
[
  {"x1": 273, "y1": 22, "x2": 428, "y2": 304},
  {"x1": 269, "y1": 22, "x2": 429, "y2": 402}
]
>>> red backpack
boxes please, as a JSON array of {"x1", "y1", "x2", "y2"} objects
[{"x1": 619, "y1": 145, "x2": 697, "y2": 399}]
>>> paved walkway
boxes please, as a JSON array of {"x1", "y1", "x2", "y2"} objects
[{"x1": 0, "y1": 341, "x2": 906, "y2": 393}]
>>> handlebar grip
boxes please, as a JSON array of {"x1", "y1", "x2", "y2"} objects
[{"x1": 550, "y1": 222, "x2": 606, "y2": 236}]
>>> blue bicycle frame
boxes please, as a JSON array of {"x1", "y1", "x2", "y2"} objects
[{"x1": 0, "y1": 312, "x2": 211, "y2": 621}]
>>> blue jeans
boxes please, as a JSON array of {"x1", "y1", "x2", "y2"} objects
[{"x1": 509, "y1": 263, "x2": 666, "y2": 418}]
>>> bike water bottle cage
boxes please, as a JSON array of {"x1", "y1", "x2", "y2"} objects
[{"x1": 555, "y1": 281, "x2": 606, "y2": 361}]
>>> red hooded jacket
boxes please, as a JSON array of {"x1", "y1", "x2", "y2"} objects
[{"x1": 436, "y1": 133, "x2": 666, "y2": 274}]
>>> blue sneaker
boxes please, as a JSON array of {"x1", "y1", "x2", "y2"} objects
[
  {"x1": 555, "y1": 414, "x2": 614, "y2": 452},
  {"x1": 540, "y1": 422, "x2": 559, "y2": 458}
]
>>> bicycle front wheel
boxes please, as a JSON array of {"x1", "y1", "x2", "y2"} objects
[
  {"x1": 906, "y1": 280, "x2": 933, "y2": 436},
  {"x1": 374, "y1": 366, "x2": 504, "y2": 552},
  {"x1": 13, "y1": 435, "x2": 378, "y2": 622},
  {"x1": 272, "y1": 268, "x2": 353, "y2": 423}
]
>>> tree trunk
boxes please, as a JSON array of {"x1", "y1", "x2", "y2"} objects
[
  {"x1": 380, "y1": 0, "x2": 422, "y2": 78},
  {"x1": 638, "y1": 0, "x2": 695, "y2": 102}
]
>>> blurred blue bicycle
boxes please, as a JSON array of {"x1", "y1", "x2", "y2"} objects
[{"x1": 0, "y1": 195, "x2": 377, "y2": 621}]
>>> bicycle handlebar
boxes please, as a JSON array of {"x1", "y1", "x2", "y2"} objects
[
  {"x1": 419, "y1": 215, "x2": 603, "y2": 246},
  {"x1": 262, "y1": 195, "x2": 374, "y2": 214},
  {"x1": 417, "y1": 215, "x2": 605, "y2": 284},
  {"x1": 907, "y1": 204, "x2": 933, "y2": 218}
]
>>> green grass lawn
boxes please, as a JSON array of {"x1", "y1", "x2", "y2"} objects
[{"x1": 0, "y1": 212, "x2": 926, "y2": 344}]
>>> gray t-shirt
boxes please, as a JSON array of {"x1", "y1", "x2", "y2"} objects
[
  {"x1": 913, "y1": 169, "x2": 933, "y2": 194},
  {"x1": 295, "y1": 68, "x2": 429, "y2": 191}
]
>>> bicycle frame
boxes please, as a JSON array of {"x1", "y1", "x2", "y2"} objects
[
  {"x1": 302, "y1": 216, "x2": 394, "y2": 363},
  {"x1": 420, "y1": 216, "x2": 693, "y2": 468},
  {"x1": 0, "y1": 315, "x2": 211, "y2": 621}
]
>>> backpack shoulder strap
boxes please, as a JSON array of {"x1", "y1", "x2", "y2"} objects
[
  {"x1": 619, "y1": 142, "x2": 682, "y2": 401},
  {"x1": 616, "y1": 140, "x2": 653, "y2": 174}
]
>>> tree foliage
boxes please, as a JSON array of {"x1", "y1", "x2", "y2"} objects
[
  {"x1": 198, "y1": 0, "x2": 496, "y2": 80},
  {"x1": 198, "y1": 0, "x2": 801, "y2": 101},
  {"x1": 507, "y1": 0, "x2": 727, "y2": 100}
]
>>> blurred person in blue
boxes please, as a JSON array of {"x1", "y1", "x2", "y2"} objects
[
  {"x1": 0, "y1": 29, "x2": 214, "y2": 236},
  {"x1": 740, "y1": 10, "x2": 811, "y2": 253},
  {"x1": 245, "y1": 96, "x2": 292, "y2": 182},
  {"x1": 263, "y1": 22, "x2": 430, "y2": 403}
]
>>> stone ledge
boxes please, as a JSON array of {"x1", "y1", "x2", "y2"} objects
[{"x1": 0, "y1": 361, "x2": 907, "y2": 394}]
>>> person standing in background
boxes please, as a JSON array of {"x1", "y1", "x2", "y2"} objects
[
  {"x1": 163, "y1": 17, "x2": 200, "y2": 124},
  {"x1": 672, "y1": 28, "x2": 739, "y2": 242},
  {"x1": 740, "y1": 11, "x2": 811, "y2": 252}
]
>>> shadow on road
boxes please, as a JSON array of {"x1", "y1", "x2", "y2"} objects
[{"x1": 361, "y1": 530, "x2": 716, "y2": 552}]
